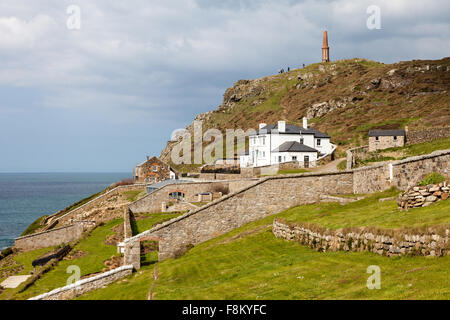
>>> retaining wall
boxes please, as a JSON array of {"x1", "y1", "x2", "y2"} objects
[
  {"x1": 49, "y1": 184, "x2": 147, "y2": 225},
  {"x1": 14, "y1": 224, "x2": 84, "y2": 251},
  {"x1": 28, "y1": 265, "x2": 134, "y2": 300}
]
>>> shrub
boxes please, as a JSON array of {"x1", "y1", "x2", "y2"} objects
[
  {"x1": 337, "y1": 160, "x2": 347, "y2": 171},
  {"x1": 418, "y1": 172, "x2": 445, "y2": 186}
]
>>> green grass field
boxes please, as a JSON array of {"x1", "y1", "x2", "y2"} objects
[{"x1": 76, "y1": 189, "x2": 450, "y2": 300}]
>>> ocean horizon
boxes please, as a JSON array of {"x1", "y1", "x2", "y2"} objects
[{"x1": 0, "y1": 172, "x2": 131, "y2": 250}]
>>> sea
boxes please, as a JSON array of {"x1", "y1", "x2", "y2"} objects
[{"x1": 0, "y1": 172, "x2": 131, "y2": 250}]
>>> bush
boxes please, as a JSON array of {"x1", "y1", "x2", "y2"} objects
[
  {"x1": 337, "y1": 160, "x2": 347, "y2": 171},
  {"x1": 418, "y1": 172, "x2": 446, "y2": 186}
]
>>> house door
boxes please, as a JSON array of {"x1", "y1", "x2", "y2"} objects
[{"x1": 304, "y1": 156, "x2": 309, "y2": 168}]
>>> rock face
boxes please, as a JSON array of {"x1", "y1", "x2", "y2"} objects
[
  {"x1": 397, "y1": 181, "x2": 449, "y2": 210},
  {"x1": 306, "y1": 98, "x2": 351, "y2": 119},
  {"x1": 273, "y1": 220, "x2": 449, "y2": 257}
]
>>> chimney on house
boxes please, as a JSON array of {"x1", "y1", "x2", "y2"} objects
[
  {"x1": 146, "y1": 156, "x2": 150, "y2": 160},
  {"x1": 259, "y1": 123, "x2": 267, "y2": 130},
  {"x1": 322, "y1": 30, "x2": 330, "y2": 63},
  {"x1": 404, "y1": 125, "x2": 408, "y2": 133},
  {"x1": 278, "y1": 120, "x2": 286, "y2": 133},
  {"x1": 303, "y1": 117, "x2": 308, "y2": 129}
]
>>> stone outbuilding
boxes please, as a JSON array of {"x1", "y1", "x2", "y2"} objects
[
  {"x1": 368, "y1": 129, "x2": 406, "y2": 152},
  {"x1": 134, "y1": 156, "x2": 179, "y2": 183}
]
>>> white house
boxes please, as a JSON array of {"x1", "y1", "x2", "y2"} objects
[{"x1": 240, "y1": 117, "x2": 335, "y2": 168}]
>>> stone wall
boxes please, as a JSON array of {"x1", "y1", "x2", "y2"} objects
[
  {"x1": 14, "y1": 224, "x2": 84, "y2": 251},
  {"x1": 123, "y1": 208, "x2": 134, "y2": 239},
  {"x1": 126, "y1": 171, "x2": 354, "y2": 261},
  {"x1": 397, "y1": 181, "x2": 449, "y2": 210},
  {"x1": 353, "y1": 149, "x2": 450, "y2": 194},
  {"x1": 53, "y1": 184, "x2": 146, "y2": 225},
  {"x1": 406, "y1": 126, "x2": 450, "y2": 145},
  {"x1": 28, "y1": 265, "x2": 134, "y2": 300},
  {"x1": 273, "y1": 220, "x2": 448, "y2": 257},
  {"x1": 346, "y1": 146, "x2": 369, "y2": 169},
  {"x1": 129, "y1": 180, "x2": 256, "y2": 213}
]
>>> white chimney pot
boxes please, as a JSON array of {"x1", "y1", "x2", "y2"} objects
[
  {"x1": 278, "y1": 120, "x2": 286, "y2": 133},
  {"x1": 303, "y1": 117, "x2": 308, "y2": 129}
]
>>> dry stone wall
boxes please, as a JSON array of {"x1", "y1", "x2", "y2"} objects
[
  {"x1": 273, "y1": 220, "x2": 449, "y2": 257},
  {"x1": 406, "y1": 126, "x2": 450, "y2": 145},
  {"x1": 397, "y1": 181, "x2": 449, "y2": 210},
  {"x1": 28, "y1": 265, "x2": 134, "y2": 300},
  {"x1": 14, "y1": 224, "x2": 84, "y2": 251}
]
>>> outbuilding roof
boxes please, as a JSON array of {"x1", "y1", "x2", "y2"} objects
[
  {"x1": 271, "y1": 141, "x2": 319, "y2": 153},
  {"x1": 369, "y1": 129, "x2": 406, "y2": 137}
]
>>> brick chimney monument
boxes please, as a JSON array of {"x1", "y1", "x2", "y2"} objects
[{"x1": 322, "y1": 30, "x2": 330, "y2": 63}]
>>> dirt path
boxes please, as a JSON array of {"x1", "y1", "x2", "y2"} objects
[{"x1": 311, "y1": 158, "x2": 345, "y2": 173}]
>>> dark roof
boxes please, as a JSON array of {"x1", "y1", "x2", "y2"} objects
[
  {"x1": 257, "y1": 124, "x2": 330, "y2": 138},
  {"x1": 272, "y1": 141, "x2": 319, "y2": 153},
  {"x1": 369, "y1": 129, "x2": 406, "y2": 137}
]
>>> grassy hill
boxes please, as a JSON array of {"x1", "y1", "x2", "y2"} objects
[
  {"x1": 160, "y1": 57, "x2": 450, "y2": 172},
  {"x1": 76, "y1": 189, "x2": 449, "y2": 300}
]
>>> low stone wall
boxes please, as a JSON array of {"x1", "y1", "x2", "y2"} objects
[
  {"x1": 28, "y1": 265, "x2": 134, "y2": 300},
  {"x1": 272, "y1": 220, "x2": 449, "y2": 257},
  {"x1": 406, "y1": 126, "x2": 450, "y2": 145},
  {"x1": 346, "y1": 145, "x2": 369, "y2": 169},
  {"x1": 14, "y1": 224, "x2": 84, "y2": 251},
  {"x1": 397, "y1": 181, "x2": 449, "y2": 210}
]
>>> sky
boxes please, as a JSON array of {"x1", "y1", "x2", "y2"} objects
[{"x1": 0, "y1": 0, "x2": 449, "y2": 173}]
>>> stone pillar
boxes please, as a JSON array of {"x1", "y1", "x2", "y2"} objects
[
  {"x1": 161, "y1": 202, "x2": 166, "y2": 212},
  {"x1": 124, "y1": 241, "x2": 140, "y2": 270}
]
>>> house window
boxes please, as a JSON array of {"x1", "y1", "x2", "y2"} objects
[
  {"x1": 292, "y1": 156, "x2": 297, "y2": 161},
  {"x1": 375, "y1": 136, "x2": 379, "y2": 141},
  {"x1": 152, "y1": 165, "x2": 159, "y2": 172},
  {"x1": 393, "y1": 136, "x2": 397, "y2": 141},
  {"x1": 262, "y1": 137, "x2": 265, "y2": 145},
  {"x1": 278, "y1": 156, "x2": 282, "y2": 163},
  {"x1": 262, "y1": 151, "x2": 265, "y2": 157},
  {"x1": 300, "y1": 138, "x2": 304, "y2": 144},
  {"x1": 169, "y1": 191, "x2": 185, "y2": 201},
  {"x1": 317, "y1": 138, "x2": 321, "y2": 146}
]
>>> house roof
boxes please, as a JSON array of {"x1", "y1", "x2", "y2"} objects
[
  {"x1": 271, "y1": 141, "x2": 319, "y2": 153},
  {"x1": 136, "y1": 156, "x2": 179, "y2": 174},
  {"x1": 369, "y1": 129, "x2": 406, "y2": 137},
  {"x1": 257, "y1": 124, "x2": 330, "y2": 138}
]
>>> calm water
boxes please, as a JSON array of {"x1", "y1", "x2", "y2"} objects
[{"x1": 0, "y1": 173, "x2": 131, "y2": 250}]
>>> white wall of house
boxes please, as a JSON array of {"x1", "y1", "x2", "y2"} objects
[{"x1": 271, "y1": 151, "x2": 318, "y2": 164}]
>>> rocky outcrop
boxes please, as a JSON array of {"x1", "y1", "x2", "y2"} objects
[
  {"x1": 397, "y1": 181, "x2": 449, "y2": 210},
  {"x1": 306, "y1": 98, "x2": 351, "y2": 119}
]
